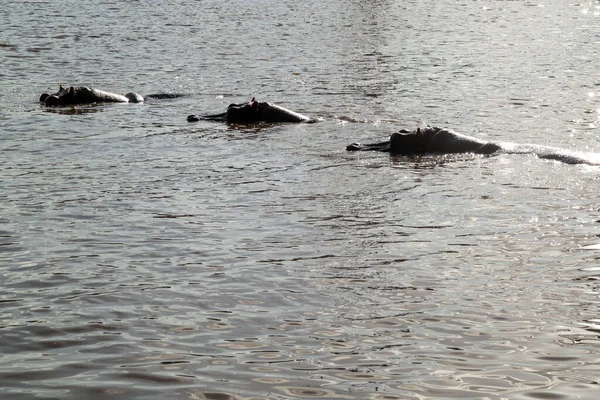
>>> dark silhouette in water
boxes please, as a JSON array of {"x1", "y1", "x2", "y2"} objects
[
  {"x1": 347, "y1": 126, "x2": 599, "y2": 165},
  {"x1": 187, "y1": 97, "x2": 316, "y2": 124},
  {"x1": 40, "y1": 85, "x2": 184, "y2": 106}
]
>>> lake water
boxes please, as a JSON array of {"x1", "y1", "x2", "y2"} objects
[{"x1": 1, "y1": 1, "x2": 600, "y2": 399}]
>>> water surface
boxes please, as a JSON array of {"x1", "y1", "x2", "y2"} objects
[{"x1": 1, "y1": 1, "x2": 600, "y2": 399}]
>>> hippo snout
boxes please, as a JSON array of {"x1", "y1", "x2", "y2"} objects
[{"x1": 44, "y1": 95, "x2": 61, "y2": 107}]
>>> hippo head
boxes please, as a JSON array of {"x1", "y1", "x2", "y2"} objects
[
  {"x1": 226, "y1": 97, "x2": 263, "y2": 123},
  {"x1": 41, "y1": 86, "x2": 100, "y2": 106},
  {"x1": 41, "y1": 85, "x2": 77, "y2": 106},
  {"x1": 40, "y1": 84, "x2": 67, "y2": 105},
  {"x1": 346, "y1": 127, "x2": 437, "y2": 153},
  {"x1": 388, "y1": 128, "x2": 432, "y2": 154}
]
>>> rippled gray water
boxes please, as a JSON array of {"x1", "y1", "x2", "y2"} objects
[{"x1": 1, "y1": 1, "x2": 600, "y2": 399}]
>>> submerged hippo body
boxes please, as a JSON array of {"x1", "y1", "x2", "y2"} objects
[
  {"x1": 347, "y1": 126, "x2": 598, "y2": 165},
  {"x1": 40, "y1": 85, "x2": 183, "y2": 106},
  {"x1": 187, "y1": 97, "x2": 315, "y2": 124}
]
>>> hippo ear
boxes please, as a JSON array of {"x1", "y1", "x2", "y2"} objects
[
  {"x1": 59, "y1": 84, "x2": 64, "y2": 91},
  {"x1": 249, "y1": 98, "x2": 259, "y2": 111},
  {"x1": 416, "y1": 127, "x2": 422, "y2": 135},
  {"x1": 68, "y1": 86, "x2": 74, "y2": 94}
]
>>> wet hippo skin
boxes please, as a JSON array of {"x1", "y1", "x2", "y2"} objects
[{"x1": 187, "y1": 97, "x2": 315, "y2": 124}]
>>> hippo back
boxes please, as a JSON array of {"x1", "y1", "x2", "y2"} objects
[
  {"x1": 427, "y1": 128, "x2": 490, "y2": 153},
  {"x1": 82, "y1": 87, "x2": 130, "y2": 103},
  {"x1": 258, "y1": 102, "x2": 312, "y2": 123}
]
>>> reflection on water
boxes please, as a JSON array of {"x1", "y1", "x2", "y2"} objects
[
  {"x1": 1, "y1": 0, "x2": 600, "y2": 399},
  {"x1": 42, "y1": 105, "x2": 107, "y2": 115}
]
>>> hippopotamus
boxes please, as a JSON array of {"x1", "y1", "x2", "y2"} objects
[
  {"x1": 40, "y1": 85, "x2": 183, "y2": 106},
  {"x1": 187, "y1": 97, "x2": 316, "y2": 123},
  {"x1": 347, "y1": 126, "x2": 599, "y2": 165}
]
